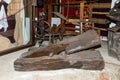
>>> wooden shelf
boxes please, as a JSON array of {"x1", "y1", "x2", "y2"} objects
[{"x1": 44, "y1": 0, "x2": 93, "y2": 34}]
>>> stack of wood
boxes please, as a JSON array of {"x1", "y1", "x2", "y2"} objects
[{"x1": 14, "y1": 30, "x2": 104, "y2": 71}]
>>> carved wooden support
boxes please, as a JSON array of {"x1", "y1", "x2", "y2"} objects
[{"x1": 14, "y1": 50, "x2": 104, "y2": 71}]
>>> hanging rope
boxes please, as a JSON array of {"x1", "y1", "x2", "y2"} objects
[{"x1": 0, "y1": 0, "x2": 33, "y2": 21}]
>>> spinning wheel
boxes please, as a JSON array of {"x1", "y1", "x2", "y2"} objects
[
  {"x1": 35, "y1": 19, "x2": 51, "y2": 46},
  {"x1": 35, "y1": 20, "x2": 50, "y2": 38},
  {"x1": 34, "y1": 12, "x2": 63, "y2": 46}
]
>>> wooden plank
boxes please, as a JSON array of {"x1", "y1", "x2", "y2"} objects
[
  {"x1": 51, "y1": 1, "x2": 98, "y2": 5},
  {"x1": 90, "y1": 18, "x2": 107, "y2": 24},
  {"x1": 92, "y1": 3, "x2": 111, "y2": 8},
  {"x1": 92, "y1": 12, "x2": 109, "y2": 15}
]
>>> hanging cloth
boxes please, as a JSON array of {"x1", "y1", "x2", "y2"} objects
[
  {"x1": 0, "y1": 5, "x2": 8, "y2": 32},
  {"x1": 7, "y1": 0, "x2": 30, "y2": 45},
  {"x1": 21, "y1": 0, "x2": 30, "y2": 44}
]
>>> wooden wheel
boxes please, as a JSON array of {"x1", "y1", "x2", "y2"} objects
[{"x1": 35, "y1": 20, "x2": 51, "y2": 46}]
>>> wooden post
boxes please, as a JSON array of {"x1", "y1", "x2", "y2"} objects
[
  {"x1": 80, "y1": 1, "x2": 84, "y2": 33},
  {"x1": 47, "y1": 1, "x2": 52, "y2": 25},
  {"x1": 80, "y1": 1, "x2": 84, "y2": 22}
]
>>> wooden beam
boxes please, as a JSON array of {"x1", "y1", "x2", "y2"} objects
[
  {"x1": 51, "y1": 1, "x2": 98, "y2": 5},
  {"x1": 92, "y1": 3, "x2": 111, "y2": 8},
  {"x1": 90, "y1": 18, "x2": 108, "y2": 24},
  {"x1": 92, "y1": 12, "x2": 109, "y2": 15},
  {"x1": 80, "y1": 2, "x2": 84, "y2": 22},
  {"x1": 47, "y1": 3, "x2": 52, "y2": 25}
]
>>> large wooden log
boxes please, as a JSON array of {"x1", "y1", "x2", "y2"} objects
[
  {"x1": 14, "y1": 50, "x2": 104, "y2": 71},
  {"x1": 59, "y1": 30, "x2": 101, "y2": 54}
]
